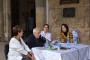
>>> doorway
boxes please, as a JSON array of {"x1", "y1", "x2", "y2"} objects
[{"x1": 11, "y1": 0, "x2": 36, "y2": 38}]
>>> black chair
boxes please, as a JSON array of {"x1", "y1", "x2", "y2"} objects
[{"x1": 4, "y1": 44, "x2": 9, "y2": 60}]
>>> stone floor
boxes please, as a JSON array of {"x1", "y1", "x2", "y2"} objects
[{"x1": 0, "y1": 42, "x2": 7, "y2": 60}]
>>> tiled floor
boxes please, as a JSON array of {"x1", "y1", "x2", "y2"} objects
[{"x1": 0, "y1": 42, "x2": 7, "y2": 60}]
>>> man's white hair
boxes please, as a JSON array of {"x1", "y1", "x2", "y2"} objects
[{"x1": 33, "y1": 28, "x2": 40, "y2": 34}]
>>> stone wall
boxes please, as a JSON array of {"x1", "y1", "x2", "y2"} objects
[
  {"x1": 48, "y1": 0, "x2": 90, "y2": 44},
  {"x1": 0, "y1": 0, "x2": 90, "y2": 44}
]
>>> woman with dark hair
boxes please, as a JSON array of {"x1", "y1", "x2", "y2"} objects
[
  {"x1": 41, "y1": 24, "x2": 51, "y2": 41},
  {"x1": 8, "y1": 25, "x2": 35, "y2": 60},
  {"x1": 60, "y1": 24, "x2": 73, "y2": 43}
]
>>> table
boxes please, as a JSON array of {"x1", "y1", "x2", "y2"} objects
[{"x1": 32, "y1": 43, "x2": 90, "y2": 60}]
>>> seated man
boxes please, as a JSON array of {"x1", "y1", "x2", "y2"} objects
[{"x1": 26, "y1": 28, "x2": 46, "y2": 49}]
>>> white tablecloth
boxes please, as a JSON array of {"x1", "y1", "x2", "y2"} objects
[{"x1": 32, "y1": 43, "x2": 90, "y2": 60}]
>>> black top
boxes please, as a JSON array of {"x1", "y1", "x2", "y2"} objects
[{"x1": 26, "y1": 35, "x2": 46, "y2": 49}]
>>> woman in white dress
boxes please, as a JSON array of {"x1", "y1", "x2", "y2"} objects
[
  {"x1": 8, "y1": 25, "x2": 35, "y2": 60},
  {"x1": 41, "y1": 24, "x2": 51, "y2": 41}
]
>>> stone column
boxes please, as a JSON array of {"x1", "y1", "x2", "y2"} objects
[
  {"x1": 0, "y1": 0, "x2": 4, "y2": 41},
  {"x1": 3, "y1": 0, "x2": 11, "y2": 41},
  {"x1": 35, "y1": 0, "x2": 46, "y2": 29}
]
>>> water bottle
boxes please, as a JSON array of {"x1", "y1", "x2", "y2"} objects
[
  {"x1": 66, "y1": 37, "x2": 70, "y2": 46},
  {"x1": 74, "y1": 37, "x2": 77, "y2": 45},
  {"x1": 72, "y1": 31, "x2": 78, "y2": 45},
  {"x1": 57, "y1": 37, "x2": 61, "y2": 50},
  {"x1": 45, "y1": 40, "x2": 49, "y2": 48}
]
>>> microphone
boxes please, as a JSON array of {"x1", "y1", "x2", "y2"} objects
[{"x1": 40, "y1": 35, "x2": 47, "y2": 40}]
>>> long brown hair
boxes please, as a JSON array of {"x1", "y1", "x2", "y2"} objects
[{"x1": 61, "y1": 24, "x2": 69, "y2": 37}]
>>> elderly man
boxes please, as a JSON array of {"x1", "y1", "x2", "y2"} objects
[{"x1": 26, "y1": 28, "x2": 46, "y2": 49}]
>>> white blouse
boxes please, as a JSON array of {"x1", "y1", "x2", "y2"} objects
[
  {"x1": 8, "y1": 37, "x2": 31, "y2": 60},
  {"x1": 41, "y1": 31, "x2": 51, "y2": 41}
]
